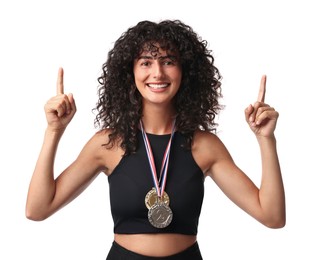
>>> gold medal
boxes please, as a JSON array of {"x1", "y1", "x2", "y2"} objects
[{"x1": 145, "y1": 187, "x2": 170, "y2": 209}]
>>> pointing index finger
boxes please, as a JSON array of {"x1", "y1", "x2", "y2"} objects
[
  {"x1": 57, "y1": 67, "x2": 64, "y2": 94},
  {"x1": 257, "y1": 75, "x2": 266, "y2": 102}
]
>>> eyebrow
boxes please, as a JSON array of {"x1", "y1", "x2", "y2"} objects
[{"x1": 137, "y1": 55, "x2": 178, "y2": 61}]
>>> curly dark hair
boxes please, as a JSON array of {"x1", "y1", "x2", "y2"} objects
[{"x1": 94, "y1": 19, "x2": 222, "y2": 155}]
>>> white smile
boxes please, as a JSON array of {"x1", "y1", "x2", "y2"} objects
[{"x1": 147, "y1": 83, "x2": 170, "y2": 89}]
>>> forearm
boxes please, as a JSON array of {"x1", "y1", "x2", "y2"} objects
[
  {"x1": 26, "y1": 127, "x2": 64, "y2": 220},
  {"x1": 257, "y1": 135, "x2": 285, "y2": 227}
]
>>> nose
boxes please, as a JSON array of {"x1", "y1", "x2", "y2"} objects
[{"x1": 152, "y1": 62, "x2": 164, "y2": 79}]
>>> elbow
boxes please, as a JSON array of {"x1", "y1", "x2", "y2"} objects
[
  {"x1": 265, "y1": 219, "x2": 286, "y2": 229},
  {"x1": 263, "y1": 214, "x2": 286, "y2": 229},
  {"x1": 25, "y1": 205, "x2": 50, "y2": 221},
  {"x1": 25, "y1": 210, "x2": 47, "y2": 221}
]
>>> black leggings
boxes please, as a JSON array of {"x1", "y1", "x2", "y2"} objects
[{"x1": 106, "y1": 241, "x2": 203, "y2": 260}]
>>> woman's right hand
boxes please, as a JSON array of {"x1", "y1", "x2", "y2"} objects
[{"x1": 44, "y1": 67, "x2": 76, "y2": 132}]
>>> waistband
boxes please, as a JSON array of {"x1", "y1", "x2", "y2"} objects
[{"x1": 106, "y1": 240, "x2": 203, "y2": 260}]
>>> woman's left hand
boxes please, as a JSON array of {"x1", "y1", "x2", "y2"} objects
[{"x1": 245, "y1": 75, "x2": 279, "y2": 138}]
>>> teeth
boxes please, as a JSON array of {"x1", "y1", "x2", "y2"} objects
[{"x1": 147, "y1": 84, "x2": 169, "y2": 89}]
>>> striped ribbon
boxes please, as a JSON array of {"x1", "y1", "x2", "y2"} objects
[{"x1": 140, "y1": 119, "x2": 176, "y2": 197}]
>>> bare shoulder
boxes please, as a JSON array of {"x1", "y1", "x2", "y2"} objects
[
  {"x1": 81, "y1": 129, "x2": 110, "y2": 156},
  {"x1": 192, "y1": 130, "x2": 230, "y2": 158},
  {"x1": 192, "y1": 130, "x2": 232, "y2": 176},
  {"x1": 78, "y1": 129, "x2": 124, "y2": 175}
]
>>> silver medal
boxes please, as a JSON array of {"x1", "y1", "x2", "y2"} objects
[{"x1": 148, "y1": 201, "x2": 173, "y2": 228}]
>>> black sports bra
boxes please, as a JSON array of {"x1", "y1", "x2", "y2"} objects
[{"x1": 108, "y1": 131, "x2": 204, "y2": 235}]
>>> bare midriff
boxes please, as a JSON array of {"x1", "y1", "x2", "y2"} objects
[{"x1": 114, "y1": 233, "x2": 197, "y2": 257}]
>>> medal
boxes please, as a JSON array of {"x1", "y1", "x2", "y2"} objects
[
  {"x1": 148, "y1": 201, "x2": 173, "y2": 228},
  {"x1": 140, "y1": 119, "x2": 176, "y2": 228},
  {"x1": 145, "y1": 187, "x2": 170, "y2": 209}
]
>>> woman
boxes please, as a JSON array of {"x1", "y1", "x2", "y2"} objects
[{"x1": 26, "y1": 20, "x2": 285, "y2": 259}]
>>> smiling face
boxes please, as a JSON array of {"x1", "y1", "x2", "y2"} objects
[{"x1": 133, "y1": 44, "x2": 182, "y2": 108}]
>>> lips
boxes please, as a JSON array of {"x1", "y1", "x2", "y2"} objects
[{"x1": 146, "y1": 83, "x2": 170, "y2": 89}]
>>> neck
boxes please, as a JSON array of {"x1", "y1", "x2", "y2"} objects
[{"x1": 141, "y1": 104, "x2": 176, "y2": 135}]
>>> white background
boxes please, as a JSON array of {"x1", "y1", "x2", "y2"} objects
[{"x1": 1, "y1": 0, "x2": 312, "y2": 259}]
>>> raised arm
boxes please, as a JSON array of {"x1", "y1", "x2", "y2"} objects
[
  {"x1": 202, "y1": 76, "x2": 285, "y2": 228},
  {"x1": 244, "y1": 75, "x2": 286, "y2": 227},
  {"x1": 25, "y1": 68, "x2": 77, "y2": 220}
]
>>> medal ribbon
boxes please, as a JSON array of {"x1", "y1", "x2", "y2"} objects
[{"x1": 140, "y1": 119, "x2": 176, "y2": 198}]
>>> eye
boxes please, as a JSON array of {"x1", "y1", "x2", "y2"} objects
[
  {"x1": 140, "y1": 60, "x2": 151, "y2": 67},
  {"x1": 163, "y1": 60, "x2": 173, "y2": 65},
  {"x1": 161, "y1": 57, "x2": 178, "y2": 66},
  {"x1": 163, "y1": 59, "x2": 177, "y2": 66}
]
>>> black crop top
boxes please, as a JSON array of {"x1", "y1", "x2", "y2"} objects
[{"x1": 108, "y1": 131, "x2": 204, "y2": 235}]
